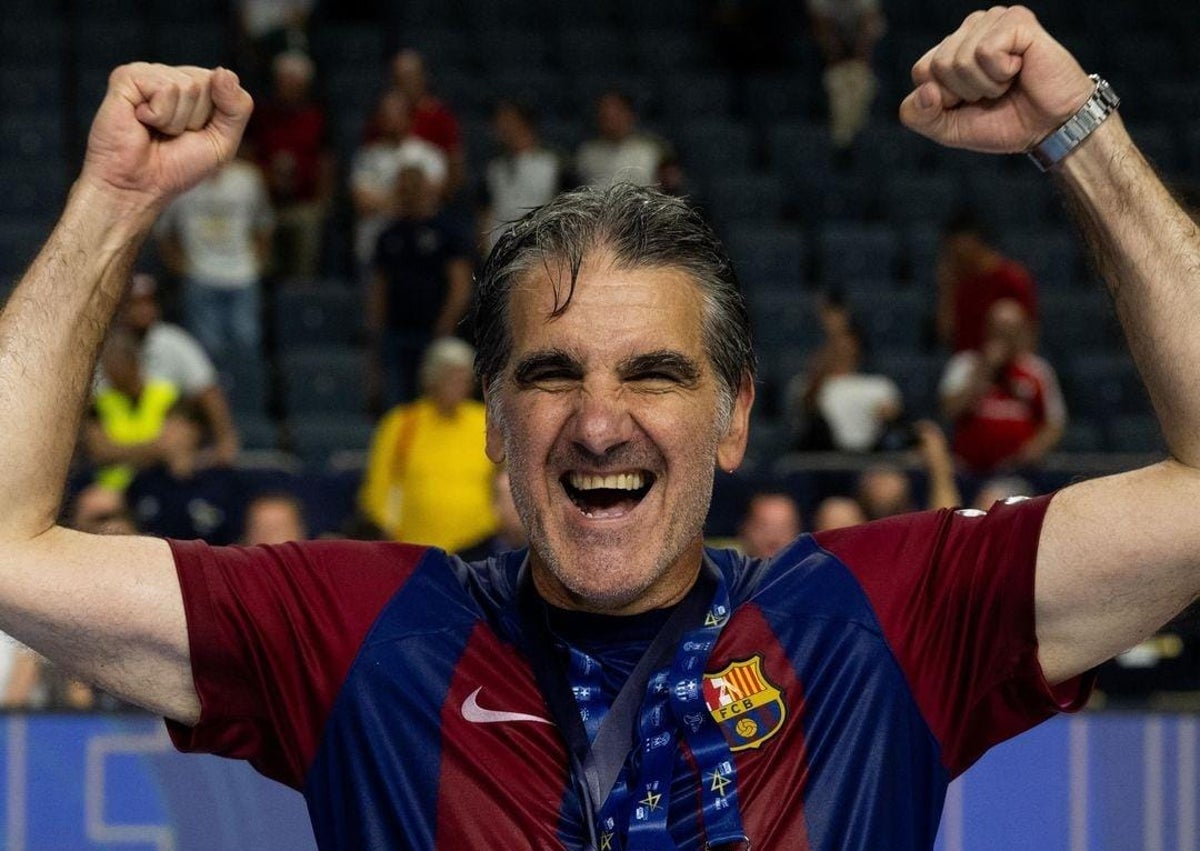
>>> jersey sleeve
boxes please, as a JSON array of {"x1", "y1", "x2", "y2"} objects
[
  {"x1": 814, "y1": 494, "x2": 1093, "y2": 776},
  {"x1": 165, "y1": 538, "x2": 428, "y2": 788}
]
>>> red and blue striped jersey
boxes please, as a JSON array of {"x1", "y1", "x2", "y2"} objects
[{"x1": 167, "y1": 494, "x2": 1091, "y2": 849}]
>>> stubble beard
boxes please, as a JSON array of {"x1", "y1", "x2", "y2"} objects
[{"x1": 503, "y1": 426, "x2": 721, "y2": 613}]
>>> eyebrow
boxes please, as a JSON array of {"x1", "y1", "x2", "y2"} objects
[
  {"x1": 618, "y1": 350, "x2": 702, "y2": 386},
  {"x1": 512, "y1": 349, "x2": 584, "y2": 385}
]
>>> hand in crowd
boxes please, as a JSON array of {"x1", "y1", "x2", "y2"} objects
[{"x1": 900, "y1": 6, "x2": 1092, "y2": 153}]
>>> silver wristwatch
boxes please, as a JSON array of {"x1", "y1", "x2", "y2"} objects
[{"x1": 1026, "y1": 74, "x2": 1120, "y2": 172}]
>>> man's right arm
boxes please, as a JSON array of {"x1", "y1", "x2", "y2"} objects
[{"x1": 0, "y1": 63, "x2": 252, "y2": 723}]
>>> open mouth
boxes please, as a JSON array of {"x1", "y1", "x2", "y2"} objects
[{"x1": 561, "y1": 470, "x2": 656, "y2": 518}]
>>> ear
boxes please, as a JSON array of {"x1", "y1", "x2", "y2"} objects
[
  {"x1": 483, "y1": 382, "x2": 507, "y2": 464},
  {"x1": 716, "y1": 372, "x2": 755, "y2": 473}
]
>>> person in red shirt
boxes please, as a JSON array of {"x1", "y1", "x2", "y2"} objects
[
  {"x1": 936, "y1": 211, "x2": 1037, "y2": 352},
  {"x1": 247, "y1": 51, "x2": 334, "y2": 278},
  {"x1": 390, "y1": 49, "x2": 465, "y2": 194},
  {"x1": 940, "y1": 298, "x2": 1066, "y2": 473}
]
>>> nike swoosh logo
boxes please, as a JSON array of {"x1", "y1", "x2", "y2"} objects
[{"x1": 461, "y1": 686, "x2": 553, "y2": 725}]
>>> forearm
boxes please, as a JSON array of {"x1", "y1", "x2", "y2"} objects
[
  {"x1": 1057, "y1": 116, "x2": 1200, "y2": 465},
  {"x1": 0, "y1": 183, "x2": 154, "y2": 540}
]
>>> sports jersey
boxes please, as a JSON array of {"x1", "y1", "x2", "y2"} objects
[{"x1": 167, "y1": 494, "x2": 1090, "y2": 849}]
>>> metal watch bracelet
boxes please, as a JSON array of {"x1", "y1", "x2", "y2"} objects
[{"x1": 1027, "y1": 74, "x2": 1120, "y2": 172}]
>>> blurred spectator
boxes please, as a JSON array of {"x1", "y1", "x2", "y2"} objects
[
  {"x1": 940, "y1": 299, "x2": 1066, "y2": 474},
  {"x1": 936, "y1": 211, "x2": 1037, "y2": 353},
  {"x1": 367, "y1": 155, "x2": 473, "y2": 406},
  {"x1": 243, "y1": 491, "x2": 309, "y2": 545},
  {"x1": 156, "y1": 150, "x2": 274, "y2": 360},
  {"x1": 68, "y1": 483, "x2": 137, "y2": 535},
  {"x1": 360, "y1": 339, "x2": 497, "y2": 552},
  {"x1": 249, "y1": 51, "x2": 334, "y2": 278},
  {"x1": 788, "y1": 293, "x2": 902, "y2": 451},
  {"x1": 808, "y1": 0, "x2": 885, "y2": 148},
  {"x1": 972, "y1": 475, "x2": 1035, "y2": 511},
  {"x1": 457, "y1": 467, "x2": 529, "y2": 561},
  {"x1": 855, "y1": 420, "x2": 961, "y2": 519},
  {"x1": 857, "y1": 465, "x2": 914, "y2": 520},
  {"x1": 576, "y1": 91, "x2": 673, "y2": 189},
  {"x1": 85, "y1": 329, "x2": 182, "y2": 491},
  {"x1": 390, "y1": 49, "x2": 465, "y2": 194},
  {"x1": 238, "y1": 0, "x2": 314, "y2": 64},
  {"x1": 111, "y1": 273, "x2": 240, "y2": 467},
  {"x1": 479, "y1": 100, "x2": 569, "y2": 250},
  {"x1": 351, "y1": 89, "x2": 447, "y2": 272},
  {"x1": 738, "y1": 492, "x2": 803, "y2": 559},
  {"x1": 812, "y1": 495, "x2": 866, "y2": 532},
  {"x1": 126, "y1": 403, "x2": 246, "y2": 545}
]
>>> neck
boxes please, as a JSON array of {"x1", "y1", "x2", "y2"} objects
[{"x1": 528, "y1": 540, "x2": 705, "y2": 616}]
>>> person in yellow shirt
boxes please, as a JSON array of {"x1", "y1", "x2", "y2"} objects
[{"x1": 360, "y1": 337, "x2": 497, "y2": 551}]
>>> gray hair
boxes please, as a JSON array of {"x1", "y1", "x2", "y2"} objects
[
  {"x1": 419, "y1": 337, "x2": 476, "y2": 393},
  {"x1": 472, "y1": 183, "x2": 756, "y2": 415}
]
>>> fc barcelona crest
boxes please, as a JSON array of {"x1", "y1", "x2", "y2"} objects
[{"x1": 702, "y1": 655, "x2": 786, "y2": 752}]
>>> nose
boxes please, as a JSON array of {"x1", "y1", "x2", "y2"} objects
[{"x1": 568, "y1": 381, "x2": 635, "y2": 459}]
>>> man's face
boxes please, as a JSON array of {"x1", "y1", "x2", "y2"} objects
[
  {"x1": 243, "y1": 500, "x2": 306, "y2": 546},
  {"x1": 740, "y1": 495, "x2": 802, "y2": 559},
  {"x1": 596, "y1": 94, "x2": 634, "y2": 141},
  {"x1": 485, "y1": 255, "x2": 753, "y2": 614}
]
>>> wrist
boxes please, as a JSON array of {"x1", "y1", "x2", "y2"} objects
[{"x1": 66, "y1": 176, "x2": 163, "y2": 244}]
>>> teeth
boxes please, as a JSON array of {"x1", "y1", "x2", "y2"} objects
[{"x1": 569, "y1": 472, "x2": 646, "y2": 491}]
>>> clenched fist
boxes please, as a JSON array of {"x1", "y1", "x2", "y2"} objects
[
  {"x1": 79, "y1": 63, "x2": 253, "y2": 211},
  {"x1": 900, "y1": 6, "x2": 1093, "y2": 154}
]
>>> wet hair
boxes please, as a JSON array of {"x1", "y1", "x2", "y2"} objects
[{"x1": 472, "y1": 182, "x2": 756, "y2": 414}]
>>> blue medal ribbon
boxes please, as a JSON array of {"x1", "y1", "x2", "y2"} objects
[{"x1": 515, "y1": 559, "x2": 749, "y2": 851}]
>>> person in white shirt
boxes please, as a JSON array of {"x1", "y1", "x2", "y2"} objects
[
  {"x1": 575, "y1": 90, "x2": 672, "y2": 188},
  {"x1": 480, "y1": 100, "x2": 568, "y2": 250},
  {"x1": 155, "y1": 153, "x2": 274, "y2": 359},
  {"x1": 351, "y1": 89, "x2": 448, "y2": 273}
]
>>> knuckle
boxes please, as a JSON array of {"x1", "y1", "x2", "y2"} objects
[{"x1": 931, "y1": 55, "x2": 954, "y2": 79}]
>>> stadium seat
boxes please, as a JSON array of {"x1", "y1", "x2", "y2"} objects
[
  {"x1": 678, "y1": 118, "x2": 756, "y2": 177},
  {"x1": 703, "y1": 174, "x2": 784, "y2": 233},
  {"x1": 273, "y1": 287, "x2": 365, "y2": 348},
  {"x1": 571, "y1": 73, "x2": 654, "y2": 118},
  {"x1": 289, "y1": 414, "x2": 377, "y2": 467},
  {"x1": 963, "y1": 171, "x2": 1060, "y2": 231},
  {"x1": 873, "y1": 351, "x2": 943, "y2": 420},
  {"x1": 881, "y1": 173, "x2": 960, "y2": 227},
  {"x1": 73, "y1": 20, "x2": 150, "y2": 71},
  {"x1": 0, "y1": 157, "x2": 69, "y2": 218},
  {"x1": 217, "y1": 355, "x2": 271, "y2": 417},
  {"x1": 557, "y1": 27, "x2": 630, "y2": 75},
  {"x1": 281, "y1": 347, "x2": 369, "y2": 416},
  {"x1": 1038, "y1": 290, "x2": 1119, "y2": 362},
  {"x1": 1058, "y1": 418, "x2": 1104, "y2": 453},
  {"x1": 1107, "y1": 414, "x2": 1167, "y2": 454},
  {"x1": 661, "y1": 73, "x2": 734, "y2": 121},
  {"x1": 1000, "y1": 231, "x2": 1080, "y2": 292},
  {"x1": 397, "y1": 27, "x2": 474, "y2": 70},
  {"x1": 0, "y1": 20, "x2": 65, "y2": 64},
  {"x1": 0, "y1": 218, "x2": 53, "y2": 273},
  {"x1": 632, "y1": 30, "x2": 710, "y2": 75},
  {"x1": 816, "y1": 224, "x2": 900, "y2": 287},
  {"x1": 743, "y1": 74, "x2": 821, "y2": 126},
  {"x1": 0, "y1": 67, "x2": 62, "y2": 112},
  {"x1": 744, "y1": 290, "x2": 820, "y2": 354},
  {"x1": 0, "y1": 112, "x2": 64, "y2": 162},
  {"x1": 148, "y1": 22, "x2": 229, "y2": 68},
  {"x1": 488, "y1": 69, "x2": 572, "y2": 118},
  {"x1": 845, "y1": 289, "x2": 932, "y2": 352},
  {"x1": 1066, "y1": 354, "x2": 1151, "y2": 420},
  {"x1": 1123, "y1": 122, "x2": 1181, "y2": 175},
  {"x1": 310, "y1": 25, "x2": 386, "y2": 69},
  {"x1": 475, "y1": 30, "x2": 550, "y2": 75},
  {"x1": 766, "y1": 121, "x2": 831, "y2": 177},
  {"x1": 236, "y1": 414, "x2": 280, "y2": 452},
  {"x1": 724, "y1": 224, "x2": 807, "y2": 292}
]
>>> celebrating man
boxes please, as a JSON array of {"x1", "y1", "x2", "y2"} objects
[{"x1": 0, "y1": 8, "x2": 1194, "y2": 849}]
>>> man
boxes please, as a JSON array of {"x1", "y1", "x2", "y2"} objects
[
  {"x1": 480, "y1": 99, "x2": 569, "y2": 250},
  {"x1": 737, "y1": 491, "x2": 803, "y2": 558},
  {"x1": 808, "y1": 0, "x2": 886, "y2": 148},
  {"x1": 242, "y1": 491, "x2": 308, "y2": 545},
  {"x1": 0, "y1": 11, "x2": 1195, "y2": 848},
  {"x1": 155, "y1": 148, "x2": 275, "y2": 359},
  {"x1": 940, "y1": 297, "x2": 1066, "y2": 472},
  {"x1": 576, "y1": 90, "x2": 674, "y2": 189},
  {"x1": 113, "y1": 272, "x2": 241, "y2": 467},
  {"x1": 367, "y1": 153, "x2": 473, "y2": 405},
  {"x1": 936, "y1": 210, "x2": 1038, "y2": 352},
  {"x1": 350, "y1": 89, "x2": 447, "y2": 272},
  {"x1": 390, "y1": 49, "x2": 465, "y2": 194},
  {"x1": 248, "y1": 50, "x2": 333, "y2": 278}
]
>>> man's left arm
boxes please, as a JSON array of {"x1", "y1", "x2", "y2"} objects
[{"x1": 903, "y1": 7, "x2": 1200, "y2": 684}]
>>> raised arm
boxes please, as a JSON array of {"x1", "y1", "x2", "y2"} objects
[
  {"x1": 902, "y1": 7, "x2": 1200, "y2": 684},
  {"x1": 0, "y1": 64, "x2": 251, "y2": 721}
]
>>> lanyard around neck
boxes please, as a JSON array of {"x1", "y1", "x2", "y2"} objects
[{"x1": 516, "y1": 559, "x2": 747, "y2": 850}]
